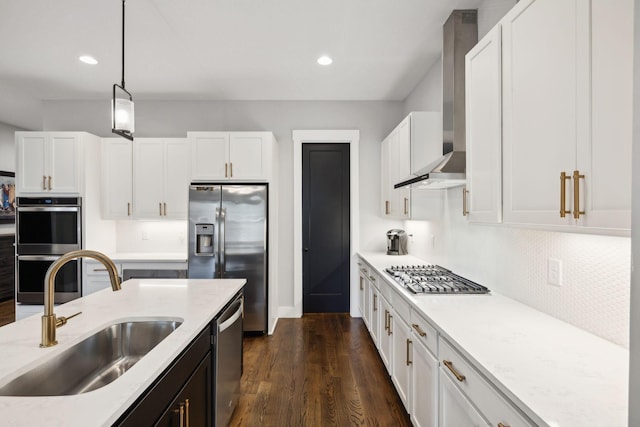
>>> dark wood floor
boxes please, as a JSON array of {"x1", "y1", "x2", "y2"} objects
[{"x1": 229, "y1": 314, "x2": 412, "y2": 427}]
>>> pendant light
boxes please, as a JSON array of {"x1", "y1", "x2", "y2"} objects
[{"x1": 112, "y1": 0, "x2": 134, "y2": 140}]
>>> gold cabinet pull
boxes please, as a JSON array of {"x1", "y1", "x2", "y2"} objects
[
  {"x1": 225, "y1": 162, "x2": 228, "y2": 178},
  {"x1": 178, "y1": 402, "x2": 185, "y2": 427},
  {"x1": 498, "y1": 423, "x2": 511, "y2": 427},
  {"x1": 406, "y1": 339, "x2": 412, "y2": 366},
  {"x1": 42, "y1": 175, "x2": 46, "y2": 190},
  {"x1": 404, "y1": 197, "x2": 409, "y2": 215},
  {"x1": 127, "y1": 202, "x2": 131, "y2": 216},
  {"x1": 385, "y1": 200, "x2": 390, "y2": 215},
  {"x1": 359, "y1": 277, "x2": 363, "y2": 290},
  {"x1": 164, "y1": 202, "x2": 167, "y2": 216},
  {"x1": 369, "y1": 275, "x2": 376, "y2": 282},
  {"x1": 185, "y1": 399, "x2": 190, "y2": 427},
  {"x1": 373, "y1": 294, "x2": 377, "y2": 311},
  {"x1": 572, "y1": 170, "x2": 585, "y2": 219},
  {"x1": 443, "y1": 359, "x2": 466, "y2": 382},
  {"x1": 230, "y1": 162, "x2": 233, "y2": 177},
  {"x1": 159, "y1": 202, "x2": 162, "y2": 216},
  {"x1": 560, "y1": 172, "x2": 571, "y2": 217},
  {"x1": 411, "y1": 323, "x2": 427, "y2": 337},
  {"x1": 384, "y1": 309, "x2": 389, "y2": 331},
  {"x1": 48, "y1": 176, "x2": 52, "y2": 190},
  {"x1": 388, "y1": 314, "x2": 393, "y2": 336},
  {"x1": 462, "y1": 187, "x2": 469, "y2": 216}
]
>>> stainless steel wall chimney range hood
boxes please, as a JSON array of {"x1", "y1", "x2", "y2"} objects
[{"x1": 395, "y1": 10, "x2": 477, "y2": 190}]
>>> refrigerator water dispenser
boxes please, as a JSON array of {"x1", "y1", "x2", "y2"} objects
[{"x1": 195, "y1": 224, "x2": 214, "y2": 256}]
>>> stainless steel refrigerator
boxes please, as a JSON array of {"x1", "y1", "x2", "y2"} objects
[{"x1": 188, "y1": 184, "x2": 267, "y2": 333}]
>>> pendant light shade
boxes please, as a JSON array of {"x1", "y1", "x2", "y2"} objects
[{"x1": 112, "y1": 0, "x2": 134, "y2": 141}]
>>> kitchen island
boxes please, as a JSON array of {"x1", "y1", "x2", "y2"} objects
[{"x1": 0, "y1": 278, "x2": 244, "y2": 426}]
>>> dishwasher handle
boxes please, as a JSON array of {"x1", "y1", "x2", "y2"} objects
[{"x1": 218, "y1": 300, "x2": 243, "y2": 333}]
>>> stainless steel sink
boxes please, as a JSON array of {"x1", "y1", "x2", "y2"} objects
[{"x1": 0, "y1": 319, "x2": 182, "y2": 396}]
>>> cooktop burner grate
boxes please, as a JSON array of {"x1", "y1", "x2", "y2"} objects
[{"x1": 384, "y1": 265, "x2": 490, "y2": 294}]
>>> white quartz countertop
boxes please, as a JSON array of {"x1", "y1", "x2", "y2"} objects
[
  {"x1": 105, "y1": 252, "x2": 187, "y2": 263},
  {"x1": 359, "y1": 251, "x2": 629, "y2": 427},
  {"x1": 0, "y1": 278, "x2": 245, "y2": 426}
]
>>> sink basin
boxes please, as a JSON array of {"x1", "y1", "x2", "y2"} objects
[{"x1": 0, "y1": 319, "x2": 182, "y2": 396}]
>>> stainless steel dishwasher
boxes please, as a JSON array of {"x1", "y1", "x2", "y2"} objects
[{"x1": 214, "y1": 292, "x2": 243, "y2": 426}]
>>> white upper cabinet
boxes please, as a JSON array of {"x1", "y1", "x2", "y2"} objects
[
  {"x1": 464, "y1": 26, "x2": 502, "y2": 223},
  {"x1": 163, "y1": 139, "x2": 190, "y2": 219},
  {"x1": 16, "y1": 132, "x2": 85, "y2": 195},
  {"x1": 380, "y1": 112, "x2": 442, "y2": 220},
  {"x1": 133, "y1": 138, "x2": 189, "y2": 219},
  {"x1": 189, "y1": 131, "x2": 273, "y2": 182},
  {"x1": 500, "y1": 0, "x2": 632, "y2": 232},
  {"x1": 579, "y1": 0, "x2": 633, "y2": 230},
  {"x1": 102, "y1": 138, "x2": 133, "y2": 219},
  {"x1": 381, "y1": 128, "x2": 411, "y2": 219}
]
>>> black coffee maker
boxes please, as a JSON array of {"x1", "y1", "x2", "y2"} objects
[{"x1": 386, "y1": 229, "x2": 408, "y2": 255}]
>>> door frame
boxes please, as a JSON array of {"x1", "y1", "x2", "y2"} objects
[{"x1": 292, "y1": 130, "x2": 360, "y2": 317}]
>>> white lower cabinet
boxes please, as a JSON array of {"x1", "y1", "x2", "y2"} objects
[
  {"x1": 358, "y1": 266, "x2": 370, "y2": 327},
  {"x1": 439, "y1": 369, "x2": 489, "y2": 427},
  {"x1": 411, "y1": 338, "x2": 439, "y2": 427},
  {"x1": 357, "y1": 256, "x2": 536, "y2": 427},
  {"x1": 392, "y1": 316, "x2": 412, "y2": 411},
  {"x1": 369, "y1": 283, "x2": 380, "y2": 345},
  {"x1": 83, "y1": 260, "x2": 122, "y2": 296},
  {"x1": 439, "y1": 338, "x2": 534, "y2": 427},
  {"x1": 378, "y1": 294, "x2": 393, "y2": 372}
]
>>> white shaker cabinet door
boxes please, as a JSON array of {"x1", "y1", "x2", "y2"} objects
[
  {"x1": 502, "y1": 0, "x2": 588, "y2": 227},
  {"x1": 133, "y1": 138, "x2": 164, "y2": 219},
  {"x1": 16, "y1": 133, "x2": 47, "y2": 194},
  {"x1": 48, "y1": 134, "x2": 82, "y2": 194},
  {"x1": 162, "y1": 139, "x2": 189, "y2": 219},
  {"x1": 465, "y1": 26, "x2": 502, "y2": 223},
  {"x1": 190, "y1": 133, "x2": 228, "y2": 181},
  {"x1": 102, "y1": 138, "x2": 133, "y2": 219},
  {"x1": 378, "y1": 295, "x2": 393, "y2": 373},
  {"x1": 439, "y1": 370, "x2": 489, "y2": 427},
  {"x1": 411, "y1": 338, "x2": 438, "y2": 427},
  {"x1": 391, "y1": 317, "x2": 412, "y2": 411},
  {"x1": 577, "y1": 0, "x2": 632, "y2": 230},
  {"x1": 369, "y1": 285, "x2": 379, "y2": 346},
  {"x1": 228, "y1": 133, "x2": 264, "y2": 179}
]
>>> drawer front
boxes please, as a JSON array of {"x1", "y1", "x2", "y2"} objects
[
  {"x1": 439, "y1": 338, "x2": 534, "y2": 427},
  {"x1": 84, "y1": 260, "x2": 122, "y2": 277},
  {"x1": 391, "y1": 288, "x2": 411, "y2": 324},
  {"x1": 409, "y1": 309, "x2": 438, "y2": 357},
  {"x1": 367, "y1": 270, "x2": 380, "y2": 291}
]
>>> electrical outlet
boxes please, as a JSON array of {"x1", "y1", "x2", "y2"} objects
[
  {"x1": 548, "y1": 258, "x2": 562, "y2": 286},
  {"x1": 142, "y1": 231, "x2": 150, "y2": 240}
]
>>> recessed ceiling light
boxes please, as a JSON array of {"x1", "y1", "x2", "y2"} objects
[
  {"x1": 79, "y1": 55, "x2": 98, "y2": 65},
  {"x1": 317, "y1": 55, "x2": 333, "y2": 66}
]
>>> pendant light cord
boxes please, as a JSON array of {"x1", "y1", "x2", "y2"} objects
[{"x1": 121, "y1": 0, "x2": 126, "y2": 89}]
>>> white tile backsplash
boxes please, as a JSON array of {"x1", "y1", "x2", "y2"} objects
[{"x1": 404, "y1": 188, "x2": 631, "y2": 348}]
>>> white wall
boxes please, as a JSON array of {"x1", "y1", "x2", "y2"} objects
[
  {"x1": 41, "y1": 99, "x2": 403, "y2": 313},
  {"x1": 627, "y1": 0, "x2": 639, "y2": 421},
  {"x1": 398, "y1": 0, "x2": 631, "y2": 347}
]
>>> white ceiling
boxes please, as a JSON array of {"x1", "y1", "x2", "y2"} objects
[{"x1": 0, "y1": 0, "x2": 482, "y2": 129}]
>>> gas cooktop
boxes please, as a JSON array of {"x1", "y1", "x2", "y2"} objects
[{"x1": 384, "y1": 265, "x2": 490, "y2": 295}]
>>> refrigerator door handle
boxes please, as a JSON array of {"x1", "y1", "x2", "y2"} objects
[
  {"x1": 219, "y1": 207, "x2": 226, "y2": 277},
  {"x1": 215, "y1": 208, "x2": 221, "y2": 277}
]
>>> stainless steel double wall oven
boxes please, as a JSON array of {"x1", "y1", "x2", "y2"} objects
[{"x1": 16, "y1": 197, "x2": 82, "y2": 304}]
